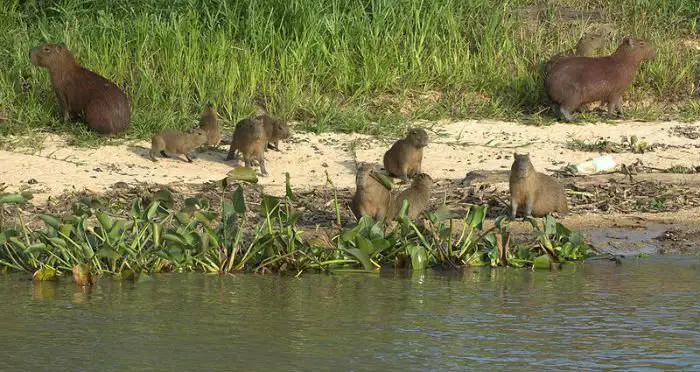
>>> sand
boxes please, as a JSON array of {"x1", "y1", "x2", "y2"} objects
[{"x1": 2, "y1": 119, "x2": 699, "y2": 203}]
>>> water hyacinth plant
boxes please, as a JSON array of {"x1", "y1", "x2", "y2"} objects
[{"x1": 0, "y1": 173, "x2": 594, "y2": 279}]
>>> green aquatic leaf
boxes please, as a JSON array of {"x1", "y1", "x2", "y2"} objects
[
  {"x1": 434, "y1": 205, "x2": 459, "y2": 222},
  {"x1": 356, "y1": 235, "x2": 373, "y2": 255},
  {"x1": 38, "y1": 214, "x2": 61, "y2": 230},
  {"x1": 154, "y1": 188, "x2": 174, "y2": 209},
  {"x1": 231, "y1": 185, "x2": 246, "y2": 215},
  {"x1": 408, "y1": 245, "x2": 428, "y2": 270},
  {"x1": 175, "y1": 212, "x2": 191, "y2": 225},
  {"x1": 466, "y1": 205, "x2": 487, "y2": 229},
  {"x1": 227, "y1": 167, "x2": 259, "y2": 183},
  {"x1": 370, "y1": 239, "x2": 391, "y2": 255},
  {"x1": 544, "y1": 214, "x2": 557, "y2": 236},
  {"x1": 370, "y1": 172, "x2": 393, "y2": 191},
  {"x1": 57, "y1": 223, "x2": 73, "y2": 238},
  {"x1": 33, "y1": 266, "x2": 58, "y2": 281},
  {"x1": 145, "y1": 201, "x2": 160, "y2": 221},
  {"x1": 0, "y1": 192, "x2": 32, "y2": 204},
  {"x1": 532, "y1": 254, "x2": 551, "y2": 270},
  {"x1": 260, "y1": 195, "x2": 281, "y2": 215},
  {"x1": 97, "y1": 213, "x2": 113, "y2": 231},
  {"x1": 285, "y1": 172, "x2": 296, "y2": 201},
  {"x1": 97, "y1": 248, "x2": 120, "y2": 261},
  {"x1": 345, "y1": 248, "x2": 373, "y2": 271}
]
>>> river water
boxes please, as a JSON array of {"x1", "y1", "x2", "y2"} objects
[{"x1": 1, "y1": 256, "x2": 698, "y2": 371}]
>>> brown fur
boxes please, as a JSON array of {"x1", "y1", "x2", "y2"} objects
[
  {"x1": 545, "y1": 37, "x2": 656, "y2": 122},
  {"x1": 387, "y1": 173, "x2": 433, "y2": 221},
  {"x1": 383, "y1": 128, "x2": 429, "y2": 181},
  {"x1": 198, "y1": 102, "x2": 220, "y2": 146},
  {"x1": 509, "y1": 153, "x2": 568, "y2": 218},
  {"x1": 149, "y1": 128, "x2": 208, "y2": 163},
  {"x1": 29, "y1": 43, "x2": 130, "y2": 136},
  {"x1": 226, "y1": 118, "x2": 268, "y2": 176},
  {"x1": 350, "y1": 162, "x2": 393, "y2": 221},
  {"x1": 257, "y1": 114, "x2": 291, "y2": 151}
]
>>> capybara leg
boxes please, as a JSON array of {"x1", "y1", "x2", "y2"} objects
[
  {"x1": 149, "y1": 151, "x2": 158, "y2": 162},
  {"x1": 558, "y1": 105, "x2": 575, "y2": 122},
  {"x1": 259, "y1": 158, "x2": 268, "y2": 176},
  {"x1": 185, "y1": 153, "x2": 193, "y2": 163},
  {"x1": 510, "y1": 201, "x2": 518, "y2": 219},
  {"x1": 160, "y1": 150, "x2": 170, "y2": 158},
  {"x1": 608, "y1": 96, "x2": 623, "y2": 116},
  {"x1": 225, "y1": 148, "x2": 238, "y2": 161},
  {"x1": 399, "y1": 167, "x2": 409, "y2": 182},
  {"x1": 273, "y1": 140, "x2": 281, "y2": 151},
  {"x1": 523, "y1": 198, "x2": 533, "y2": 218}
]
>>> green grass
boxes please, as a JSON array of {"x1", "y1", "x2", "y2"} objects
[{"x1": 0, "y1": 0, "x2": 698, "y2": 143}]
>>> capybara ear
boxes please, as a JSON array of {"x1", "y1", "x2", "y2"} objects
[
  {"x1": 513, "y1": 151, "x2": 518, "y2": 157},
  {"x1": 623, "y1": 36, "x2": 633, "y2": 46},
  {"x1": 56, "y1": 43, "x2": 66, "y2": 51}
]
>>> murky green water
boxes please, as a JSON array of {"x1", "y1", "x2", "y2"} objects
[{"x1": 1, "y1": 256, "x2": 698, "y2": 371}]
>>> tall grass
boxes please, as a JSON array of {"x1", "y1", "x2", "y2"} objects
[{"x1": 0, "y1": 0, "x2": 697, "y2": 141}]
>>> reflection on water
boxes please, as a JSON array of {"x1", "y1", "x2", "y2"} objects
[{"x1": 0, "y1": 256, "x2": 698, "y2": 370}]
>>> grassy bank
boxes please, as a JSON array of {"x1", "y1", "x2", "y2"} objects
[
  {"x1": 0, "y1": 0, "x2": 698, "y2": 142},
  {"x1": 0, "y1": 174, "x2": 593, "y2": 277}
]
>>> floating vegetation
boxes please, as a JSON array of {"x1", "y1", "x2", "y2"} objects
[{"x1": 0, "y1": 175, "x2": 593, "y2": 278}]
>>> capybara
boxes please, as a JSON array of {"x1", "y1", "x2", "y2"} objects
[
  {"x1": 226, "y1": 118, "x2": 268, "y2": 176},
  {"x1": 383, "y1": 128, "x2": 429, "y2": 181},
  {"x1": 387, "y1": 173, "x2": 433, "y2": 221},
  {"x1": 198, "y1": 102, "x2": 220, "y2": 146},
  {"x1": 509, "y1": 153, "x2": 568, "y2": 218},
  {"x1": 575, "y1": 33, "x2": 605, "y2": 57},
  {"x1": 149, "y1": 128, "x2": 208, "y2": 162},
  {"x1": 350, "y1": 162, "x2": 393, "y2": 221},
  {"x1": 545, "y1": 37, "x2": 656, "y2": 122},
  {"x1": 543, "y1": 33, "x2": 605, "y2": 78},
  {"x1": 29, "y1": 43, "x2": 130, "y2": 135},
  {"x1": 257, "y1": 114, "x2": 291, "y2": 151}
]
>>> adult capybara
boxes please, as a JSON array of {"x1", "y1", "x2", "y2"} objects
[
  {"x1": 509, "y1": 153, "x2": 568, "y2": 218},
  {"x1": 350, "y1": 162, "x2": 393, "y2": 221},
  {"x1": 545, "y1": 37, "x2": 656, "y2": 122},
  {"x1": 30, "y1": 43, "x2": 130, "y2": 135},
  {"x1": 383, "y1": 128, "x2": 429, "y2": 181}
]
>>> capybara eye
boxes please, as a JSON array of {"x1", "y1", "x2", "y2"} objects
[{"x1": 43, "y1": 47, "x2": 50, "y2": 52}]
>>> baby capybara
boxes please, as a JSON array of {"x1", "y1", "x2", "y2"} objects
[
  {"x1": 226, "y1": 118, "x2": 268, "y2": 176},
  {"x1": 509, "y1": 153, "x2": 568, "y2": 218},
  {"x1": 149, "y1": 128, "x2": 208, "y2": 163},
  {"x1": 257, "y1": 114, "x2": 291, "y2": 151},
  {"x1": 383, "y1": 128, "x2": 429, "y2": 181},
  {"x1": 545, "y1": 37, "x2": 656, "y2": 122},
  {"x1": 198, "y1": 102, "x2": 220, "y2": 146},
  {"x1": 387, "y1": 173, "x2": 433, "y2": 221},
  {"x1": 30, "y1": 43, "x2": 130, "y2": 135},
  {"x1": 350, "y1": 162, "x2": 393, "y2": 221}
]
